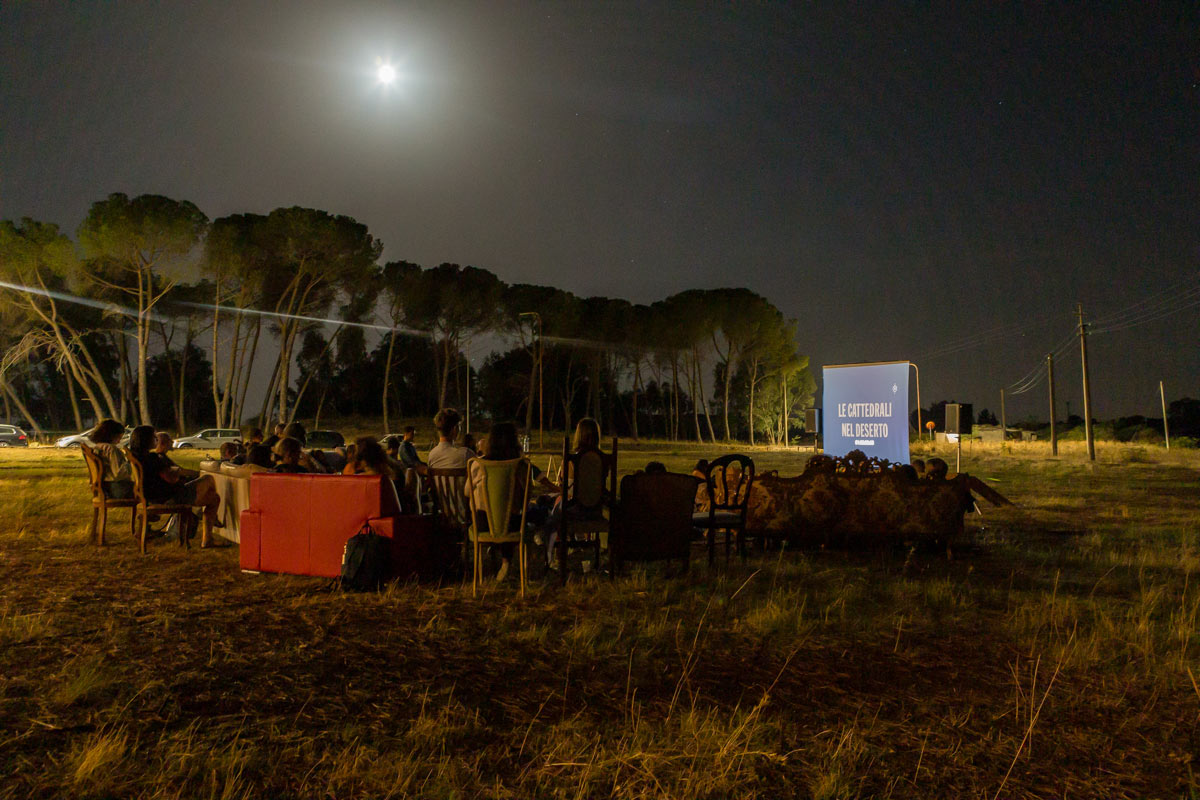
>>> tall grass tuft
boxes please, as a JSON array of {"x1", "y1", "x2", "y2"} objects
[{"x1": 71, "y1": 727, "x2": 129, "y2": 788}]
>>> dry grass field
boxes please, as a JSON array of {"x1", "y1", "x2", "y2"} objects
[{"x1": 1, "y1": 438, "x2": 1198, "y2": 799}]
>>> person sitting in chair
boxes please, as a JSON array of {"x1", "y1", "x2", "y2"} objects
[
  {"x1": 425, "y1": 409, "x2": 473, "y2": 471},
  {"x1": 343, "y1": 436, "x2": 395, "y2": 478},
  {"x1": 466, "y1": 421, "x2": 531, "y2": 582},
  {"x1": 154, "y1": 432, "x2": 175, "y2": 454},
  {"x1": 246, "y1": 444, "x2": 274, "y2": 469},
  {"x1": 272, "y1": 437, "x2": 308, "y2": 473},
  {"x1": 263, "y1": 422, "x2": 285, "y2": 451},
  {"x1": 218, "y1": 441, "x2": 241, "y2": 464},
  {"x1": 128, "y1": 426, "x2": 223, "y2": 536},
  {"x1": 542, "y1": 418, "x2": 608, "y2": 560},
  {"x1": 398, "y1": 426, "x2": 423, "y2": 469},
  {"x1": 90, "y1": 418, "x2": 132, "y2": 499}
]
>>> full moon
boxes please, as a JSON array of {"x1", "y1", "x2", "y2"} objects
[{"x1": 377, "y1": 63, "x2": 397, "y2": 85}]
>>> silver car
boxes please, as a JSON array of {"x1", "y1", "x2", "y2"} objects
[
  {"x1": 173, "y1": 428, "x2": 242, "y2": 449},
  {"x1": 55, "y1": 426, "x2": 132, "y2": 448}
]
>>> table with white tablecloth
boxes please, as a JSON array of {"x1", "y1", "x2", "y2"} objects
[{"x1": 199, "y1": 462, "x2": 268, "y2": 543}]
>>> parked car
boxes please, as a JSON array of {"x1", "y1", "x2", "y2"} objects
[
  {"x1": 0, "y1": 424, "x2": 29, "y2": 447},
  {"x1": 55, "y1": 426, "x2": 132, "y2": 448},
  {"x1": 173, "y1": 428, "x2": 242, "y2": 449},
  {"x1": 307, "y1": 430, "x2": 345, "y2": 450}
]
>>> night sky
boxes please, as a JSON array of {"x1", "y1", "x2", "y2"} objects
[{"x1": 2, "y1": 2, "x2": 1197, "y2": 419}]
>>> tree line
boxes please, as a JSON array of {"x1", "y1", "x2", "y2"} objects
[{"x1": 0, "y1": 193, "x2": 815, "y2": 443}]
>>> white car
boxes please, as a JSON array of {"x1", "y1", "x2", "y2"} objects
[
  {"x1": 173, "y1": 428, "x2": 242, "y2": 449},
  {"x1": 55, "y1": 427, "x2": 132, "y2": 448}
]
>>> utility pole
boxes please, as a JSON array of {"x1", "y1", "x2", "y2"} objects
[
  {"x1": 1160, "y1": 380, "x2": 1171, "y2": 450},
  {"x1": 1077, "y1": 303, "x2": 1095, "y2": 462},
  {"x1": 519, "y1": 311, "x2": 544, "y2": 449},
  {"x1": 1000, "y1": 388, "x2": 1006, "y2": 445},
  {"x1": 1047, "y1": 353, "x2": 1058, "y2": 456}
]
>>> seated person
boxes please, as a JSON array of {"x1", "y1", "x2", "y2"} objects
[
  {"x1": 383, "y1": 435, "x2": 407, "y2": 475},
  {"x1": 246, "y1": 444, "x2": 274, "y2": 470},
  {"x1": 218, "y1": 441, "x2": 242, "y2": 464},
  {"x1": 644, "y1": 461, "x2": 668, "y2": 475},
  {"x1": 127, "y1": 426, "x2": 223, "y2": 533},
  {"x1": 343, "y1": 436, "x2": 395, "y2": 478},
  {"x1": 272, "y1": 437, "x2": 309, "y2": 473},
  {"x1": 154, "y1": 432, "x2": 175, "y2": 454},
  {"x1": 462, "y1": 433, "x2": 476, "y2": 454},
  {"x1": 466, "y1": 421, "x2": 531, "y2": 582},
  {"x1": 263, "y1": 422, "x2": 286, "y2": 451},
  {"x1": 271, "y1": 422, "x2": 331, "y2": 472},
  {"x1": 542, "y1": 418, "x2": 608, "y2": 557},
  {"x1": 424, "y1": 408, "x2": 474, "y2": 472},
  {"x1": 911, "y1": 458, "x2": 926, "y2": 478},
  {"x1": 90, "y1": 418, "x2": 132, "y2": 499},
  {"x1": 246, "y1": 427, "x2": 264, "y2": 445},
  {"x1": 924, "y1": 458, "x2": 949, "y2": 481},
  {"x1": 398, "y1": 426, "x2": 423, "y2": 469}
]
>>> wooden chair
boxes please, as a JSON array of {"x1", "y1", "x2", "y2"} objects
[
  {"x1": 556, "y1": 436, "x2": 617, "y2": 584},
  {"x1": 693, "y1": 454, "x2": 755, "y2": 565},
  {"x1": 465, "y1": 457, "x2": 531, "y2": 597},
  {"x1": 610, "y1": 471, "x2": 696, "y2": 575},
  {"x1": 125, "y1": 449, "x2": 203, "y2": 554},
  {"x1": 80, "y1": 443, "x2": 136, "y2": 546}
]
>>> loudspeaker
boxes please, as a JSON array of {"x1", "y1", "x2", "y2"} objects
[
  {"x1": 945, "y1": 403, "x2": 973, "y2": 435},
  {"x1": 805, "y1": 408, "x2": 821, "y2": 434}
]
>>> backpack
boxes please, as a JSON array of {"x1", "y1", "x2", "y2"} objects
[{"x1": 340, "y1": 523, "x2": 392, "y2": 591}]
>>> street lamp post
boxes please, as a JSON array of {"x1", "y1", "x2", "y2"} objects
[{"x1": 519, "y1": 311, "x2": 544, "y2": 449}]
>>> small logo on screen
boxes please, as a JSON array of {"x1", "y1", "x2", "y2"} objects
[
  {"x1": 854, "y1": 439, "x2": 876, "y2": 446},
  {"x1": 892, "y1": 383, "x2": 898, "y2": 393}
]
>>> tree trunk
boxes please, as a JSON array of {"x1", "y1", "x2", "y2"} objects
[
  {"x1": 781, "y1": 373, "x2": 788, "y2": 447},
  {"x1": 1, "y1": 381, "x2": 43, "y2": 438},
  {"x1": 631, "y1": 359, "x2": 642, "y2": 441},
  {"x1": 235, "y1": 317, "x2": 262, "y2": 425},
  {"x1": 748, "y1": 360, "x2": 757, "y2": 446},
  {"x1": 292, "y1": 326, "x2": 342, "y2": 418},
  {"x1": 64, "y1": 365, "x2": 84, "y2": 430},
  {"x1": 136, "y1": 288, "x2": 152, "y2": 425},
  {"x1": 211, "y1": 274, "x2": 223, "y2": 427},
  {"x1": 177, "y1": 322, "x2": 193, "y2": 434},
  {"x1": 722, "y1": 353, "x2": 736, "y2": 443},
  {"x1": 115, "y1": 332, "x2": 131, "y2": 423},
  {"x1": 381, "y1": 330, "x2": 397, "y2": 432},
  {"x1": 259, "y1": 354, "x2": 282, "y2": 428},
  {"x1": 670, "y1": 356, "x2": 680, "y2": 441}
]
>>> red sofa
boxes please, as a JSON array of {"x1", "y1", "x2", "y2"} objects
[{"x1": 239, "y1": 473, "x2": 437, "y2": 580}]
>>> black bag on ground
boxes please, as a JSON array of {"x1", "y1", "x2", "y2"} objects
[{"x1": 341, "y1": 523, "x2": 391, "y2": 591}]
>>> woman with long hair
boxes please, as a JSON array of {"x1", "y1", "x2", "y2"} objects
[
  {"x1": 128, "y1": 426, "x2": 224, "y2": 542},
  {"x1": 90, "y1": 418, "x2": 132, "y2": 499},
  {"x1": 466, "y1": 421, "x2": 531, "y2": 582}
]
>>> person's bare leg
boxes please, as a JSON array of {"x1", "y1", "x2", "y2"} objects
[{"x1": 193, "y1": 476, "x2": 224, "y2": 530}]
